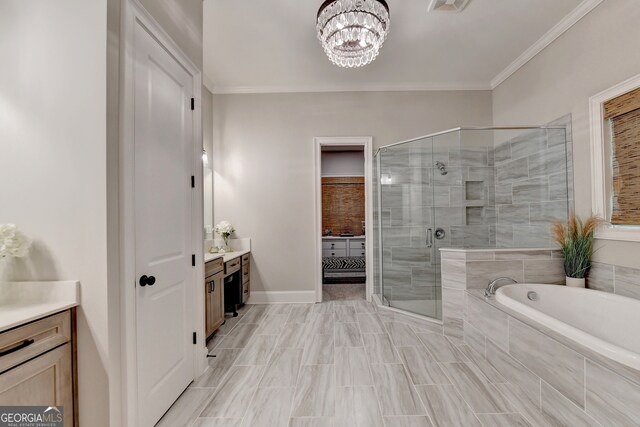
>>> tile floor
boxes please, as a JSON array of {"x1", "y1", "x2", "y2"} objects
[{"x1": 156, "y1": 300, "x2": 539, "y2": 427}]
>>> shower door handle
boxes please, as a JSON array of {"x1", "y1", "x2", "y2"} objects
[{"x1": 426, "y1": 228, "x2": 433, "y2": 248}]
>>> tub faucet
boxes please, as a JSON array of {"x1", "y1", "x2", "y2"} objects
[{"x1": 485, "y1": 277, "x2": 518, "y2": 298}]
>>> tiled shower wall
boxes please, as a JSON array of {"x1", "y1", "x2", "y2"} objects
[
  {"x1": 374, "y1": 117, "x2": 574, "y2": 311},
  {"x1": 493, "y1": 115, "x2": 573, "y2": 247}
]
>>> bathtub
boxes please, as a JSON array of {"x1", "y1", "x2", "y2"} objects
[{"x1": 496, "y1": 283, "x2": 640, "y2": 371}]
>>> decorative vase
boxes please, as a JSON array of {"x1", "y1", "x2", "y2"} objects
[
  {"x1": 222, "y1": 235, "x2": 231, "y2": 252},
  {"x1": 566, "y1": 277, "x2": 586, "y2": 288}
]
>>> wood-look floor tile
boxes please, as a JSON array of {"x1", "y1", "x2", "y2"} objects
[
  {"x1": 476, "y1": 413, "x2": 532, "y2": 427},
  {"x1": 416, "y1": 332, "x2": 466, "y2": 363},
  {"x1": 216, "y1": 324, "x2": 259, "y2": 349},
  {"x1": 385, "y1": 322, "x2": 422, "y2": 347},
  {"x1": 277, "y1": 323, "x2": 309, "y2": 349},
  {"x1": 291, "y1": 365, "x2": 336, "y2": 417},
  {"x1": 254, "y1": 314, "x2": 289, "y2": 335},
  {"x1": 353, "y1": 300, "x2": 376, "y2": 313},
  {"x1": 334, "y1": 386, "x2": 384, "y2": 427},
  {"x1": 156, "y1": 388, "x2": 213, "y2": 427},
  {"x1": 200, "y1": 365, "x2": 264, "y2": 418},
  {"x1": 288, "y1": 417, "x2": 334, "y2": 427},
  {"x1": 215, "y1": 314, "x2": 244, "y2": 336},
  {"x1": 440, "y1": 362, "x2": 514, "y2": 414},
  {"x1": 335, "y1": 305, "x2": 358, "y2": 323},
  {"x1": 309, "y1": 313, "x2": 335, "y2": 335},
  {"x1": 288, "y1": 304, "x2": 314, "y2": 324},
  {"x1": 259, "y1": 348, "x2": 303, "y2": 387},
  {"x1": 456, "y1": 345, "x2": 505, "y2": 384},
  {"x1": 312, "y1": 303, "x2": 334, "y2": 314},
  {"x1": 335, "y1": 322, "x2": 363, "y2": 347},
  {"x1": 357, "y1": 313, "x2": 385, "y2": 334},
  {"x1": 382, "y1": 416, "x2": 434, "y2": 427},
  {"x1": 415, "y1": 384, "x2": 482, "y2": 427},
  {"x1": 241, "y1": 387, "x2": 294, "y2": 427},
  {"x1": 363, "y1": 334, "x2": 400, "y2": 364},
  {"x1": 193, "y1": 348, "x2": 242, "y2": 387},
  {"x1": 193, "y1": 418, "x2": 242, "y2": 427},
  {"x1": 268, "y1": 304, "x2": 294, "y2": 315},
  {"x1": 240, "y1": 305, "x2": 269, "y2": 324},
  {"x1": 493, "y1": 383, "x2": 547, "y2": 427},
  {"x1": 302, "y1": 334, "x2": 334, "y2": 365},
  {"x1": 371, "y1": 364, "x2": 425, "y2": 416},
  {"x1": 233, "y1": 334, "x2": 277, "y2": 366},
  {"x1": 335, "y1": 347, "x2": 373, "y2": 386},
  {"x1": 396, "y1": 346, "x2": 450, "y2": 385}
]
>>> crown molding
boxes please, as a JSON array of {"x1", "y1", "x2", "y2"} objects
[
  {"x1": 490, "y1": 0, "x2": 603, "y2": 89},
  {"x1": 208, "y1": 82, "x2": 492, "y2": 95}
]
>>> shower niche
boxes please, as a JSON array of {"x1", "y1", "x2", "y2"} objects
[{"x1": 373, "y1": 127, "x2": 571, "y2": 319}]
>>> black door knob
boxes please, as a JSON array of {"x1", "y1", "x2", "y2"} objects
[{"x1": 139, "y1": 275, "x2": 156, "y2": 287}]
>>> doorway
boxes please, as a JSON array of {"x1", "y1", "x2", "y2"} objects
[{"x1": 314, "y1": 137, "x2": 373, "y2": 303}]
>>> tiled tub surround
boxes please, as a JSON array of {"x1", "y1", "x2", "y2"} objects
[
  {"x1": 588, "y1": 261, "x2": 640, "y2": 299},
  {"x1": 440, "y1": 248, "x2": 565, "y2": 346},
  {"x1": 464, "y1": 290, "x2": 640, "y2": 427},
  {"x1": 157, "y1": 299, "x2": 575, "y2": 427}
]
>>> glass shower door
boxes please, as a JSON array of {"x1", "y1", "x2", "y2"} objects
[{"x1": 380, "y1": 137, "x2": 440, "y2": 319}]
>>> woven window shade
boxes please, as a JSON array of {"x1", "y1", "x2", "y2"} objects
[{"x1": 604, "y1": 87, "x2": 640, "y2": 225}]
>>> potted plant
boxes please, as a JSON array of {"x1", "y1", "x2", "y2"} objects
[
  {"x1": 213, "y1": 220, "x2": 235, "y2": 253},
  {"x1": 552, "y1": 214, "x2": 601, "y2": 287}
]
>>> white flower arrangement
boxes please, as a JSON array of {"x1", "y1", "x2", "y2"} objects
[
  {"x1": 0, "y1": 224, "x2": 31, "y2": 258},
  {"x1": 213, "y1": 221, "x2": 235, "y2": 238}
]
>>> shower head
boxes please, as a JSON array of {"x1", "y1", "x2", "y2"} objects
[{"x1": 435, "y1": 161, "x2": 448, "y2": 175}]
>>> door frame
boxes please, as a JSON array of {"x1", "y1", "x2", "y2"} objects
[
  {"x1": 313, "y1": 137, "x2": 374, "y2": 303},
  {"x1": 116, "y1": 1, "x2": 205, "y2": 425}
]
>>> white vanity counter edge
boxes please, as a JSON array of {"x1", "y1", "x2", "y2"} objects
[
  {"x1": 0, "y1": 281, "x2": 80, "y2": 333},
  {"x1": 204, "y1": 249, "x2": 250, "y2": 264}
]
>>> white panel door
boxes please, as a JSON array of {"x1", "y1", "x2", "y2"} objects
[{"x1": 133, "y1": 21, "x2": 194, "y2": 427}]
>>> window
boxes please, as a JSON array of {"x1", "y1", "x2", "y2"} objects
[{"x1": 590, "y1": 74, "x2": 640, "y2": 241}]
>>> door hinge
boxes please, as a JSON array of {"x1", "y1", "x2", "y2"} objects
[
  {"x1": 191, "y1": 175, "x2": 195, "y2": 188},
  {"x1": 190, "y1": 98, "x2": 195, "y2": 111},
  {"x1": 192, "y1": 332, "x2": 197, "y2": 345},
  {"x1": 192, "y1": 254, "x2": 196, "y2": 266}
]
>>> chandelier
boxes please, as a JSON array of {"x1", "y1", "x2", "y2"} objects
[{"x1": 316, "y1": 0, "x2": 390, "y2": 68}]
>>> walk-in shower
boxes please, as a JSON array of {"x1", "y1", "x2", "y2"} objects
[{"x1": 372, "y1": 126, "x2": 571, "y2": 320}]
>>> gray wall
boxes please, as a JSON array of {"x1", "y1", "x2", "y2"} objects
[
  {"x1": 492, "y1": 0, "x2": 640, "y2": 269},
  {"x1": 212, "y1": 91, "x2": 493, "y2": 295}
]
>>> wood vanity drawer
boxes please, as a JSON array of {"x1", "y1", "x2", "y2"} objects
[
  {"x1": 205, "y1": 257, "x2": 224, "y2": 276},
  {"x1": 0, "y1": 311, "x2": 71, "y2": 374},
  {"x1": 322, "y1": 240, "x2": 347, "y2": 250},
  {"x1": 225, "y1": 257, "x2": 241, "y2": 275}
]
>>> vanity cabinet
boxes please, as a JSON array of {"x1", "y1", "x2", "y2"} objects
[
  {"x1": 322, "y1": 237, "x2": 366, "y2": 257},
  {"x1": 242, "y1": 254, "x2": 250, "y2": 302},
  {"x1": 205, "y1": 258, "x2": 225, "y2": 338},
  {"x1": 0, "y1": 310, "x2": 76, "y2": 427}
]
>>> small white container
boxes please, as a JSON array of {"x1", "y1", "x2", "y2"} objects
[{"x1": 566, "y1": 277, "x2": 586, "y2": 288}]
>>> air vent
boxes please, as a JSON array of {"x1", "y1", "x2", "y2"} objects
[{"x1": 427, "y1": 0, "x2": 470, "y2": 12}]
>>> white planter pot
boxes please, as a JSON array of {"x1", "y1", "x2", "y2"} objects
[{"x1": 566, "y1": 277, "x2": 586, "y2": 288}]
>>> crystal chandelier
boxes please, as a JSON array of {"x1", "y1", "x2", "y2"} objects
[{"x1": 316, "y1": 0, "x2": 390, "y2": 68}]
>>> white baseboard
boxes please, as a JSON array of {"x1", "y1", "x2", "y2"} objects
[{"x1": 247, "y1": 291, "x2": 316, "y2": 304}]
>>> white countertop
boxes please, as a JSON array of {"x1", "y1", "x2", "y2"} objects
[
  {"x1": 204, "y1": 249, "x2": 250, "y2": 264},
  {"x1": 322, "y1": 235, "x2": 365, "y2": 239},
  {"x1": 0, "y1": 281, "x2": 80, "y2": 333}
]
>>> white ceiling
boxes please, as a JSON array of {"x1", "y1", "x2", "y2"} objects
[{"x1": 203, "y1": 0, "x2": 597, "y2": 94}]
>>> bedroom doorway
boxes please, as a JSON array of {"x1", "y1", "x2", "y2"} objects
[{"x1": 314, "y1": 137, "x2": 373, "y2": 302}]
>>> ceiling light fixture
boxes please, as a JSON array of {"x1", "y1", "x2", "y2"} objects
[{"x1": 316, "y1": 0, "x2": 390, "y2": 68}]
